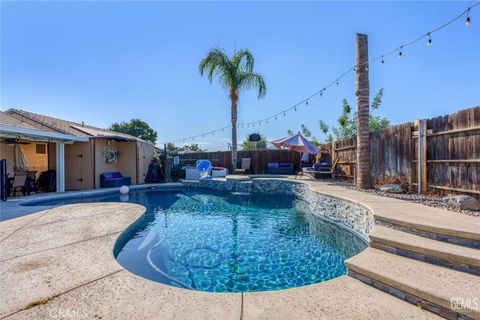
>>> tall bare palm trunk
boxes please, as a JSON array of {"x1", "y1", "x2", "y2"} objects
[
  {"x1": 355, "y1": 33, "x2": 372, "y2": 189},
  {"x1": 230, "y1": 91, "x2": 238, "y2": 171}
]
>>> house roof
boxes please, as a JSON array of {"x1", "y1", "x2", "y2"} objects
[
  {"x1": 5, "y1": 109, "x2": 151, "y2": 144},
  {"x1": 0, "y1": 111, "x2": 88, "y2": 142},
  {"x1": 0, "y1": 111, "x2": 51, "y2": 131}
]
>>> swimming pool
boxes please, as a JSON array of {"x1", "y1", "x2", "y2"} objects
[{"x1": 27, "y1": 186, "x2": 368, "y2": 292}]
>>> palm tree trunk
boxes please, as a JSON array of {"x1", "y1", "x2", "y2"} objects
[
  {"x1": 355, "y1": 33, "x2": 372, "y2": 189},
  {"x1": 230, "y1": 92, "x2": 238, "y2": 172}
]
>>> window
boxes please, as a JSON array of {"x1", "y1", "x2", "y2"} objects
[{"x1": 36, "y1": 144, "x2": 47, "y2": 155}]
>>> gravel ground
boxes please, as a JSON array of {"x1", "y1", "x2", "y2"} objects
[{"x1": 340, "y1": 183, "x2": 480, "y2": 217}]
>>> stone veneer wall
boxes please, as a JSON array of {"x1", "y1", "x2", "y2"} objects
[{"x1": 186, "y1": 178, "x2": 375, "y2": 241}]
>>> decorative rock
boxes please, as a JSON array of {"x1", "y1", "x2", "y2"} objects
[
  {"x1": 119, "y1": 185, "x2": 130, "y2": 194},
  {"x1": 442, "y1": 195, "x2": 480, "y2": 211},
  {"x1": 378, "y1": 184, "x2": 404, "y2": 194}
]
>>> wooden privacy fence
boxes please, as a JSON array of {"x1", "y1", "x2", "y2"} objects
[
  {"x1": 171, "y1": 106, "x2": 478, "y2": 196},
  {"x1": 174, "y1": 149, "x2": 302, "y2": 174},
  {"x1": 320, "y1": 106, "x2": 480, "y2": 196}
]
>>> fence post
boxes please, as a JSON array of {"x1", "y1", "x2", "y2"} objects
[
  {"x1": 163, "y1": 143, "x2": 169, "y2": 183},
  {"x1": 416, "y1": 119, "x2": 427, "y2": 193}
]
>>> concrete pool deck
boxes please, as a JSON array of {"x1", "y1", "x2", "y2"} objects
[{"x1": 1, "y1": 179, "x2": 479, "y2": 319}]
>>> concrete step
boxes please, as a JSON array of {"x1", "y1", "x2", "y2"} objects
[
  {"x1": 346, "y1": 248, "x2": 480, "y2": 320},
  {"x1": 374, "y1": 216, "x2": 480, "y2": 249},
  {"x1": 370, "y1": 225, "x2": 480, "y2": 275}
]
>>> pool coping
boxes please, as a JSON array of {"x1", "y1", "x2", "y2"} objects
[{"x1": 2, "y1": 178, "x2": 478, "y2": 319}]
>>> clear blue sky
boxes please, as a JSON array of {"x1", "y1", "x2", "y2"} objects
[{"x1": 1, "y1": 1, "x2": 479, "y2": 150}]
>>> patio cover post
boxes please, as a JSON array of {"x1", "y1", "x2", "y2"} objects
[{"x1": 56, "y1": 142, "x2": 65, "y2": 192}]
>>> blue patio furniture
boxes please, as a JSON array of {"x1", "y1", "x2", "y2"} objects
[
  {"x1": 196, "y1": 160, "x2": 212, "y2": 179},
  {"x1": 267, "y1": 162, "x2": 294, "y2": 175},
  {"x1": 100, "y1": 172, "x2": 131, "y2": 188}
]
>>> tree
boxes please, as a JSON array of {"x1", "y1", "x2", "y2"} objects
[
  {"x1": 199, "y1": 48, "x2": 266, "y2": 170},
  {"x1": 109, "y1": 119, "x2": 157, "y2": 144},
  {"x1": 355, "y1": 33, "x2": 371, "y2": 189},
  {"x1": 179, "y1": 144, "x2": 205, "y2": 152},
  {"x1": 241, "y1": 133, "x2": 267, "y2": 150},
  {"x1": 330, "y1": 88, "x2": 389, "y2": 140},
  {"x1": 166, "y1": 143, "x2": 206, "y2": 152}
]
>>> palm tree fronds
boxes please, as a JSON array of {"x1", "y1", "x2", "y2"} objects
[
  {"x1": 239, "y1": 72, "x2": 266, "y2": 99},
  {"x1": 232, "y1": 49, "x2": 254, "y2": 72}
]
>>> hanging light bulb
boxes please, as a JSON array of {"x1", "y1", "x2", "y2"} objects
[
  {"x1": 365, "y1": 65, "x2": 369, "y2": 71},
  {"x1": 294, "y1": 107, "x2": 297, "y2": 111},
  {"x1": 275, "y1": 116, "x2": 277, "y2": 120},
  {"x1": 283, "y1": 112, "x2": 286, "y2": 116},
  {"x1": 266, "y1": 119, "x2": 269, "y2": 123},
  {"x1": 426, "y1": 33, "x2": 432, "y2": 47},
  {"x1": 305, "y1": 100, "x2": 309, "y2": 106},
  {"x1": 353, "y1": 67, "x2": 356, "y2": 72},
  {"x1": 336, "y1": 80, "x2": 339, "y2": 86},
  {"x1": 320, "y1": 91, "x2": 323, "y2": 97},
  {"x1": 466, "y1": 9, "x2": 471, "y2": 26},
  {"x1": 381, "y1": 56, "x2": 385, "y2": 64},
  {"x1": 398, "y1": 46, "x2": 403, "y2": 58}
]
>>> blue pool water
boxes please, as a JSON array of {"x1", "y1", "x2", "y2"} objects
[{"x1": 34, "y1": 189, "x2": 367, "y2": 292}]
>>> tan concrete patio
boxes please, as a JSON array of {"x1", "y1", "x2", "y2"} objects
[{"x1": 1, "y1": 179, "x2": 478, "y2": 319}]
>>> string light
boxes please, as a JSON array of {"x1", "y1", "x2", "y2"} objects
[{"x1": 164, "y1": 2, "x2": 479, "y2": 145}]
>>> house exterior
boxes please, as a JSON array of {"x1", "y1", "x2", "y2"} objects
[{"x1": 1, "y1": 109, "x2": 155, "y2": 192}]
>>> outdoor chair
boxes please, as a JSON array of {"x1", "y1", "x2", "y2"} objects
[
  {"x1": 234, "y1": 158, "x2": 251, "y2": 174},
  {"x1": 37, "y1": 170, "x2": 56, "y2": 192},
  {"x1": 296, "y1": 156, "x2": 342, "y2": 180},
  {"x1": 10, "y1": 173, "x2": 28, "y2": 197},
  {"x1": 196, "y1": 160, "x2": 213, "y2": 179},
  {"x1": 25, "y1": 171, "x2": 38, "y2": 195}
]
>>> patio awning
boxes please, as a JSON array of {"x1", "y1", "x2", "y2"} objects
[{"x1": 0, "y1": 124, "x2": 88, "y2": 143}]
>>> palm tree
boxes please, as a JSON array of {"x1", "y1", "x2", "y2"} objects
[
  {"x1": 355, "y1": 33, "x2": 372, "y2": 189},
  {"x1": 199, "y1": 48, "x2": 266, "y2": 170}
]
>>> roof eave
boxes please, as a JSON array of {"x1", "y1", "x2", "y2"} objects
[{"x1": 0, "y1": 125, "x2": 89, "y2": 143}]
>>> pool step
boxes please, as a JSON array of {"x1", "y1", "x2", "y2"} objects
[
  {"x1": 374, "y1": 216, "x2": 480, "y2": 249},
  {"x1": 370, "y1": 225, "x2": 480, "y2": 275},
  {"x1": 346, "y1": 247, "x2": 480, "y2": 320}
]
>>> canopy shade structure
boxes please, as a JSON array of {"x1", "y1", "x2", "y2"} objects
[{"x1": 271, "y1": 133, "x2": 320, "y2": 154}]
